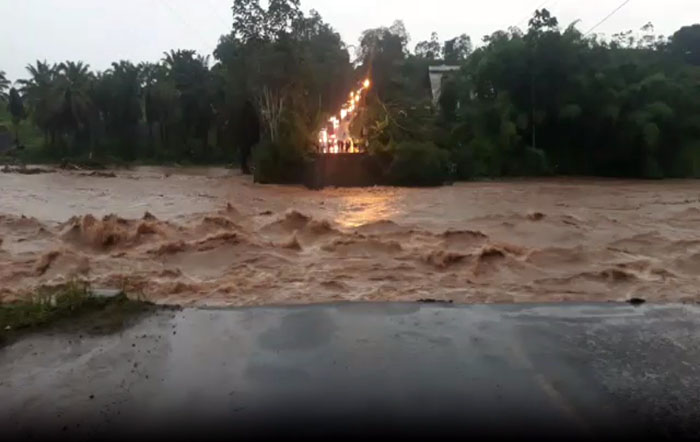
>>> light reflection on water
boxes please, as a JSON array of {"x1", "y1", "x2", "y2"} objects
[{"x1": 332, "y1": 191, "x2": 401, "y2": 229}]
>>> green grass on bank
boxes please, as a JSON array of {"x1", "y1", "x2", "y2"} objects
[
  {"x1": 0, "y1": 106, "x2": 44, "y2": 156},
  {"x1": 0, "y1": 281, "x2": 158, "y2": 346}
]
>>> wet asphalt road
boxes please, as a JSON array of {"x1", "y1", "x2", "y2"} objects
[{"x1": 1, "y1": 302, "x2": 699, "y2": 440}]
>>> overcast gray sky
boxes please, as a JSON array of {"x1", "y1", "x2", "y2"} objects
[{"x1": 1, "y1": 0, "x2": 698, "y2": 81}]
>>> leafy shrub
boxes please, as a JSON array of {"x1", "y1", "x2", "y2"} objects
[
  {"x1": 252, "y1": 140, "x2": 308, "y2": 184},
  {"x1": 452, "y1": 139, "x2": 551, "y2": 178},
  {"x1": 642, "y1": 155, "x2": 663, "y2": 179},
  {"x1": 519, "y1": 147, "x2": 551, "y2": 176},
  {"x1": 672, "y1": 143, "x2": 700, "y2": 177},
  {"x1": 451, "y1": 137, "x2": 502, "y2": 179},
  {"x1": 1, "y1": 280, "x2": 93, "y2": 331},
  {"x1": 386, "y1": 141, "x2": 449, "y2": 186}
]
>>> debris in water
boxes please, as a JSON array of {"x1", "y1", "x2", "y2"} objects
[
  {"x1": 628, "y1": 298, "x2": 646, "y2": 306},
  {"x1": 2, "y1": 165, "x2": 54, "y2": 175},
  {"x1": 82, "y1": 171, "x2": 116, "y2": 178},
  {"x1": 279, "y1": 233, "x2": 302, "y2": 251},
  {"x1": 527, "y1": 212, "x2": 546, "y2": 221}
]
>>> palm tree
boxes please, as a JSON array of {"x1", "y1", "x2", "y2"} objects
[
  {"x1": 8, "y1": 88, "x2": 26, "y2": 145},
  {"x1": 0, "y1": 70, "x2": 9, "y2": 101},
  {"x1": 139, "y1": 62, "x2": 170, "y2": 150},
  {"x1": 17, "y1": 61, "x2": 58, "y2": 145},
  {"x1": 139, "y1": 61, "x2": 182, "y2": 150},
  {"x1": 162, "y1": 50, "x2": 214, "y2": 155},
  {"x1": 110, "y1": 61, "x2": 143, "y2": 128},
  {"x1": 53, "y1": 61, "x2": 96, "y2": 153},
  {"x1": 92, "y1": 61, "x2": 142, "y2": 158}
]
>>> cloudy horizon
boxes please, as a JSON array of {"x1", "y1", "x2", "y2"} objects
[{"x1": 1, "y1": 0, "x2": 698, "y2": 81}]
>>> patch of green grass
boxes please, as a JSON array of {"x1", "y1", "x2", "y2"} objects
[
  {"x1": 0, "y1": 107, "x2": 44, "y2": 150},
  {"x1": 0, "y1": 281, "x2": 158, "y2": 346}
]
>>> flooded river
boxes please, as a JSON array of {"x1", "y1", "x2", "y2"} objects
[{"x1": 2, "y1": 167, "x2": 700, "y2": 306}]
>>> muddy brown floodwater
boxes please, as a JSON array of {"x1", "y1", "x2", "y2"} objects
[{"x1": 1, "y1": 167, "x2": 700, "y2": 306}]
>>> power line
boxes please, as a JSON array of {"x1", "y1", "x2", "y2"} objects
[
  {"x1": 584, "y1": 0, "x2": 633, "y2": 36},
  {"x1": 548, "y1": 0, "x2": 564, "y2": 12},
  {"x1": 203, "y1": 0, "x2": 232, "y2": 30}
]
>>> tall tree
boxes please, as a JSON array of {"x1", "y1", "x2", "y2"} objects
[
  {"x1": 232, "y1": 0, "x2": 264, "y2": 42},
  {"x1": 443, "y1": 34, "x2": 473, "y2": 64},
  {"x1": 140, "y1": 62, "x2": 175, "y2": 150},
  {"x1": 358, "y1": 20, "x2": 408, "y2": 65},
  {"x1": 17, "y1": 61, "x2": 58, "y2": 146},
  {"x1": 415, "y1": 32, "x2": 442, "y2": 60},
  {"x1": 8, "y1": 88, "x2": 26, "y2": 144},
  {"x1": 528, "y1": 8, "x2": 559, "y2": 33},
  {"x1": 53, "y1": 61, "x2": 95, "y2": 153},
  {"x1": 217, "y1": 2, "x2": 353, "y2": 176},
  {"x1": 93, "y1": 61, "x2": 143, "y2": 158},
  {"x1": 140, "y1": 65, "x2": 156, "y2": 148},
  {"x1": 671, "y1": 24, "x2": 700, "y2": 65},
  {"x1": 358, "y1": 21, "x2": 408, "y2": 102},
  {"x1": 232, "y1": 0, "x2": 301, "y2": 42},
  {"x1": 163, "y1": 50, "x2": 214, "y2": 156},
  {"x1": 265, "y1": 0, "x2": 302, "y2": 39}
]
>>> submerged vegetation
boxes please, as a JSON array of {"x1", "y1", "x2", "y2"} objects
[{"x1": 0, "y1": 1, "x2": 699, "y2": 183}]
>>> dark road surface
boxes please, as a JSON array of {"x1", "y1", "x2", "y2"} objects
[{"x1": 1, "y1": 302, "x2": 700, "y2": 440}]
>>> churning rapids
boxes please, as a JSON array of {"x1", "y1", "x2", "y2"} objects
[{"x1": 1, "y1": 167, "x2": 699, "y2": 306}]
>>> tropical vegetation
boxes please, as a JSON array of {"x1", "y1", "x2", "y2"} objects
[{"x1": 1, "y1": 1, "x2": 699, "y2": 183}]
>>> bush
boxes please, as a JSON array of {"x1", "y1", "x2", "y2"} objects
[
  {"x1": 642, "y1": 155, "x2": 663, "y2": 179},
  {"x1": 252, "y1": 140, "x2": 308, "y2": 184},
  {"x1": 0, "y1": 281, "x2": 95, "y2": 330},
  {"x1": 451, "y1": 137, "x2": 502, "y2": 179},
  {"x1": 386, "y1": 141, "x2": 449, "y2": 186},
  {"x1": 0, "y1": 281, "x2": 155, "y2": 346},
  {"x1": 670, "y1": 143, "x2": 700, "y2": 178},
  {"x1": 519, "y1": 147, "x2": 551, "y2": 176}
]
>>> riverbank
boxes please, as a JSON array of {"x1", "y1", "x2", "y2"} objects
[{"x1": 0, "y1": 282, "x2": 157, "y2": 347}]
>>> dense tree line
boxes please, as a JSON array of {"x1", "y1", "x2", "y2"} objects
[
  {"x1": 1, "y1": 2, "x2": 700, "y2": 183},
  {"x1": 354, "y1": 12, "x2": 700, "y2": 182},
  {"x1": 1, "y1": 0, "x2": 353, "y2": 172}
]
